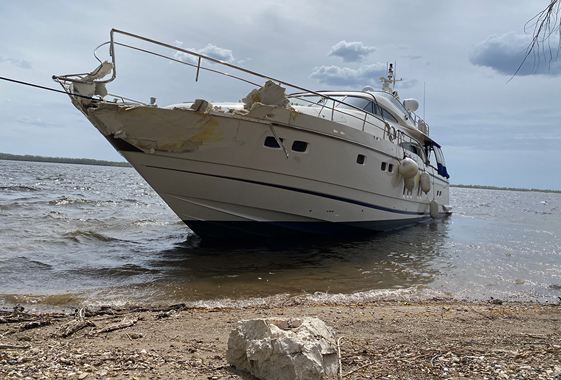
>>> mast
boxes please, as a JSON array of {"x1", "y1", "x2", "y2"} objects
[{"x1": 380, "y1": 62, "x2": 402, "y2": 97}]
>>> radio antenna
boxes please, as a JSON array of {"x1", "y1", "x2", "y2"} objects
[{"x1": 423, "y1": 81, "x2": 426, "y2": 120}]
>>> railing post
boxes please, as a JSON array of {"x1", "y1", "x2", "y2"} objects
[{"x1": 196, "y1": 57, "x2": 201, "y2": 82}]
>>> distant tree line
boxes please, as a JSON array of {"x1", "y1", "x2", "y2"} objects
[
  {"x1": 451, "y1": 184, "x2": 561, "y2": 194},
  {"x1": 0, "y1": 153, "x2": 131, "y2": 167}
]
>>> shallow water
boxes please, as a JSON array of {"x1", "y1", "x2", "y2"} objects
[{"x1": 1, "y1": 160, "x2": 560, "y2": 309}]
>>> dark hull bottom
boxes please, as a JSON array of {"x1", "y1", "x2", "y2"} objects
[{"x1": 184, "y1": 218, "x2": 433, "y2": 239}]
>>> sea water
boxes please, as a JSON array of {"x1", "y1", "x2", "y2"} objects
[{"x1": 1, "y1": 160, "x2": 560, "y2": 309}]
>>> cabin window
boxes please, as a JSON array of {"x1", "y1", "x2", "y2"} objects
[
  {"x1": 362, "y1": 102, "x2": 375, "y2": 114},
  {"x1": 401, "y1": 142, "x2": 425, "y2": 161},
  {"x1": 388, "y1": 164, "x2": 394, "y2": 172},
  {"x1": 291, "y1": 141, "x2": 308, "y2": 153},
  {"x1": 264, "y1": 136, "x2": 284, "y2": 149},
  {"x1": 337, "y1": 96, "x2": 371, "y2": 110},
  {"x1": 337, "y1": 97, "x2": 379, "y2": 116},
  {"x1": 381, "y1": 162, "x2": 387, "y2": 171},
  {"x1": 368, "y1": 103, "x2": 398, "y2": 123},
  {"x1": 401, "y1": 142, "x2": 418, "y2": 155},
  {"x1": 357, "y1": 154, "x2": 366, "y2": 165},
  {"x1": 380, "y1": 107, "x2": 398, "y2": 123}
]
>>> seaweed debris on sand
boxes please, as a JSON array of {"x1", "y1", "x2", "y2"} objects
[{"x1": 1, "y1": 300, "x2": 560, "y2": 379}]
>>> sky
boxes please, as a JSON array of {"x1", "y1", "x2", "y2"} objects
[{"x1": 1, "y1": 0, "x2": 560, "y2": 190}]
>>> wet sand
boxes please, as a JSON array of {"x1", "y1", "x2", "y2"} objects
[{"x1": 1, "y1": 299, "x2": 560, "y2": 379}]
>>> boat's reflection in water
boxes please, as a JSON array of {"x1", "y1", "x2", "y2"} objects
[{"x1": 144, "y1": 217, "x2": 452, "y2": 301}]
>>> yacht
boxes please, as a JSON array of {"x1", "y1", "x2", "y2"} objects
[{"x1": 54, "y1": 29, "x2": 450, "y2": 238}]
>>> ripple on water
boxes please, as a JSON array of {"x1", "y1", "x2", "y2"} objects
[{"x1": 1, "y1": 162, "x2": 561, "y2": 307}]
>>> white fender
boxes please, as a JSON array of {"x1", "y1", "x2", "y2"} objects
[
  {"x1": 404, "y1": 176, "x2": 416, "y2": 191},
  {"x1": 399, "y1": 157, "x2": 418, "y2": 179},
  {"x1": 430, "y1": 200, "x2": 439, "y2": 219},
  {"x1": 420, "y1": 172, "x2": 431, "y2": 194}
]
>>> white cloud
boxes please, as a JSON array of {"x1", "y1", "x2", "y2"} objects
[
  {"x1": 470, "y1": 32, "x2": 561, "y2": 76},
  {"x1": 310, "y1": 63, "x2": 387, "y2": 87},
  {"x1": 15, "y1": 116, "x2": 58, "y2": 127},
  {"x1": 0, "y1": 56, "x2": 32, "y2": 69},
  {"x1": 173, "y1": 42, "x2": 236, "y2": 64},
  {"x1": 328, "y1": 41, "x2": 376, "y2": 63}
]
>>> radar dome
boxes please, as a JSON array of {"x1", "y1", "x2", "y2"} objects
[{"x1": 403, "y1": 98, "x2": 419, "y2": 112}]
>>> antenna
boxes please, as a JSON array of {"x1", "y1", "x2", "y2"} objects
[
  {"x1": 392, "y1": 61, "x2": 396, "y2": 90},
  {"x1": 423, "y1": 81, "x2": 426, "y2": 120}
]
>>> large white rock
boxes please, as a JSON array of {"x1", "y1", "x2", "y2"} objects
[{"x1": 227, "y1": 317, "x2": 339, "y2": 380}]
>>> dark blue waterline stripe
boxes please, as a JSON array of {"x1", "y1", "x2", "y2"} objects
[{"x1": 144, "y1": 164, "x2": 427, "y2": 216}]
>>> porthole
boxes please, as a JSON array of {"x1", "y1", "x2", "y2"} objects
[
  {"x1": 291, "y1": 140, "x2": 308, "y2": 153},
  {"x1": 388, "y1": 164, "x2": 394, "y2": 173},
  {"x1": 264, "y1": 136, "x2": 284, "y2": 149},
  {"x1": 381, "y1": 162, "x2": 387, "y2": 171},
  {"x1": 357, "y1": 154, "x2": 366, "y2": 165}
]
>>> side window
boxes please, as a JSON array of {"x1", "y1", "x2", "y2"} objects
[
  {"x1": 362, "y1": 101, "x2": 374, "y2": 114},
  {"x1": 264, "y1": 136, "x2": 284, "y2": 149},
  {"x1": 401, "y1": 142, "x2": 411, "y2": 152},
  {"x1": 291, "y1": 141, "x2": 308, "y2": 153},
  {"x1": 381, "y1": 108, "x2": 398, "y2": 123},
  {"x1": 401, "y1": 142, "x2": 424, "y2": 160},
  {"x1": 337, "y1": 96, "x2": 371, "y2": 110}
]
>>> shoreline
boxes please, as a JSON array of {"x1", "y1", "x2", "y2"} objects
[
  {"x1": 3, "y1": 283, "x2": 559, "y2": 315},
  {"x1": 1, "y1": 299, "x2": 560, "y2": 379}
]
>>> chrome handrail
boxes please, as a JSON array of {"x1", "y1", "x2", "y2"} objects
[{"x1": 54, "y1": 29, "x2": 430, "y2": 147}]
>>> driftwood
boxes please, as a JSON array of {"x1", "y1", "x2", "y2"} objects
[
  {"x1": 0, "y1": 344, "x2": 30, "y2": 350},
  {"x1": 60, "y1": 318, "x2": 95, "y2": 338},
  {"x1": 59, "y1": 308, "x2": 95, "y2": 338},
  {"x1": 20, "y1": 320, "x2": 51, "y2": 331},
  {"x1": 3, "y1": 318, "x2": 52, "y2": 336},
  {"x1": 90, "y1": 316, "x2": 138, "y2": 335},
  {"x1": 0, "y1": 316, "x2": 37, "y2": 324},
  {"x1": 80, "y1": 303, "x2": 189, "y2": 318}
]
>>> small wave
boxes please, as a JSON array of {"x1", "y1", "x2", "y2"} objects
[
  {"x1": 62, "y1": 230, "x2": 120, "y2": 243},
  {"x1": 48, "y1": 196, "x2": 118, "y2": 207},
  {"x1": 0, "y1": 185, "x2": 39, "y2": 192},
  {"x1": 73, "y1": 285, "x2": 451, "y2": 310},
  {"x1": 0, "y1": 257, "x2": 53, "y2": 275},
  {"x1": 132, "y1": 219, "x2": 158, "y2": 226},
  {"x1": 0, "y1": 293, "x2": 76, "y2": 309}
]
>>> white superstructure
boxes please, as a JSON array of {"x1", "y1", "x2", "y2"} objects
[{"x1": 54, "y1": 29, "x2": 450, "y2": 238}]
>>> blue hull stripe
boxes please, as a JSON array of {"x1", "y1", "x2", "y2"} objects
[{"x1": 145, "y1": 164, "x2": 428, "y2": 216}]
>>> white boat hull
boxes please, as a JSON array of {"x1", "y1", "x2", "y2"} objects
[
  {"x1": 80, "y1": 102, "x2": 449, "y2": 238},
  {"x1": 122, "y1": 150, "x2": 438, "y2": 237}
]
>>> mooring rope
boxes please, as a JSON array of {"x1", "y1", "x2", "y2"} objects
[{"x1": 0, "y1": 76, "x2": 96, "y2": 100}]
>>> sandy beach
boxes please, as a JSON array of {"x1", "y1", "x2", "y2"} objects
[{"x1": 1, "y1": 299, "x2": 560, "y2": 379}]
